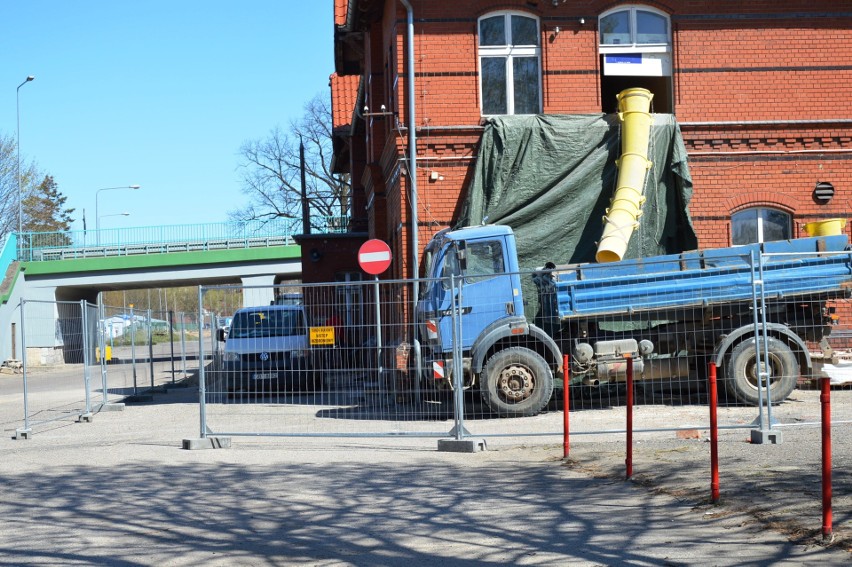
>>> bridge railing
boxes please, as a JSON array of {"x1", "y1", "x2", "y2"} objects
[
  {"x1": 1, "y1": 233, "x2": 17, "y2": 270},
  {"x1": 16, "y1": 216, "x2": 349, "y2": 262}
]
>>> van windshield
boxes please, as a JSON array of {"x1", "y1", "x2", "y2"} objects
[{"x1": 229, "y1": 309, "x2": 305, "y2": 339}]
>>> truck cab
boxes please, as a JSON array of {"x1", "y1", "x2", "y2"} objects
[{"x1": 417, "y1": 225, "x2": 559, "y2": 417}]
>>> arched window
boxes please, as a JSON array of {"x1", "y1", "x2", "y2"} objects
[
  {"x1": 600, "y1": 6, "x2": 670, "y2": 48},
  {"x1": 598, "y1": 5, "x2": 672, "y2": 113},
  {"x1": 478, "y1": 12, "x2": 541, "y2": 115},
  {"x1": 731, "y1": 208, "x2": 792, "y2": 245}
]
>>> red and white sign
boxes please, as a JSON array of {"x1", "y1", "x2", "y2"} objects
[
  {"x1": 425, "y1": 320, "x2": 438, "y2": 340},
  {"x1": 358, "y1": 239, "x2": 392, "y2": 275},
  {"x1": 433, "y1": 361, "x2": 445, "y2": 380}
]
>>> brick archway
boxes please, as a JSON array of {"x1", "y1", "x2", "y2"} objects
[{"x1": 726, "y1": 192, "x2": 799, "y2": 215}]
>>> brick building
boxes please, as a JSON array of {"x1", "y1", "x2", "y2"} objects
[{"x1": 318, "y1": 0, "x2": 852, "y2": 285}]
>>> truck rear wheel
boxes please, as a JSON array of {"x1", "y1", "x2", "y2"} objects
[
  {"x1": 480, "y1": 347, "x2": 554, "y2": 417},
  {"x1": 724, "y1": 337, "x2": 798, "y2": 406}
]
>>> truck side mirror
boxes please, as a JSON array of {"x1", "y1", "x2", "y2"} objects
[{"x1": 457, "y1": 241, "x2": 468, "y2": 271}]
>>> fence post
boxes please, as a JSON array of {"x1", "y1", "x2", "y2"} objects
[
  {"x1": 130, "y1": 305, "x2": 138, "y2": 395},
  {"x1": 625, "y1": 355, "x2": 633, "y2": 480},
  {"x1": 198, "y1": 288, "x2": 208, "y2": 439},
  {"x1": 148, "y1": 308, "x2": 155, "y2": 389},
  {"x1": 709, "y1": 362, "x2": 720, "y2": 504},
  {"x1": 821, "y1": 376, "x2": 833, "y2": 541},
  {"x1": 756, "y1": 251, "x2": 776, "y2": 424},
  {"x1": 80, "y1": 300, "x2": 93, "y2": 421},
  {"x1": 14, "y1": 300, "x2": 31, "y2": 439},
  {"x1": 169, "y1": 310, "x2": 176, "y2": 384},
  {"x1": 99, "y1": 301, "x2": 109, "y2": 405},
  {"x1": 749, "y1": 250, "x2": 767, "y2": 431},
  {"x1": 374, "y1": 276, "x2": 383, "y2": 387},
  {"x1": 179, "y1": 312, "x2": 188, "y2": 380},
  {"x1": 450, "y1": 274, "x2": 465, "y2": 440},
  {"x1": 748, "y1": 250, "x2": 782, "y2": 444},
  {"x1": 562, "y1": 354, "x2": 570, "y2": 460}
]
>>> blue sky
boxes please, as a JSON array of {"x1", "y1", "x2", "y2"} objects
[{"x1": 1, "y1": 1, "x2": 334, "y2": 231}]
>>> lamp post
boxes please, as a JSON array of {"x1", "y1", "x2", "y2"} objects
[
  {"x1": 16, "y1": 75, "x2": 35, "y2": 235},
  {"x1": 95, "y1": 185, "x2": 140, "y2": 244}
]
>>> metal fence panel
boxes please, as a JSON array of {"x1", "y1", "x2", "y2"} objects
[
  {"x1": 99, "y1": 305, "x2": 199, "y2": 399},
  {"x1": 193, "y1": 247, "x2": 852, "y2": 442},
  {"x1": 199, "y1": 280, "x2": 457, "y2": 439},
  {"x1": 760, "y1": 250, "x2": 852, "y2": 425},
  {"x1": 15, "y1": 300, "x2": 93, "y2": 437},
  {"x1": 10, "y1": 246, "x2": 851, "y2": 442}
]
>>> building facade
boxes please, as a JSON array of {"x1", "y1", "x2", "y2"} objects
[{"x1": 326, "y1": 0, "x2": 852, "y2": 283}]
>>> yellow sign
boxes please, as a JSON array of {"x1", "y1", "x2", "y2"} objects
[
  {"x1": 310, "y1": 326, "x2": 335, "y2": 346},
  {"x1": 96, "y1": 345, "x2": 112, "y2": 363}
]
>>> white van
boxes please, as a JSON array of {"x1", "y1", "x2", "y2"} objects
[{"x1": 219, "y1": 304, "x2": 313, "y2": 394}]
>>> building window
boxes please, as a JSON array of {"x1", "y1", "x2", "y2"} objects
[
  {"x1": 731, "y1": 208, "x2": 792, "y2": 245},
  {"x1": 478, "y1": 12, "x2": 541, "y2": 115},
  {"x1": 598, "y1": 6, "x2": 673, "y2": 113},
  {"x1": 600, "y1": 6, "x2": 670, "y2": 48}
]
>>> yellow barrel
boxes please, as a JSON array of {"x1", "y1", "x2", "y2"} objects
[
  {"x1": 596, "y1": 88, "x2": 654, "y2": 263},
  {"x1": 804, "y1": 218, "x2": 846, "y2": 237}
]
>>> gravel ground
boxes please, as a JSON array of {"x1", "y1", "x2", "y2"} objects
[{"x1": 1, "y1": 376, "x2": 850, "y2": 565}]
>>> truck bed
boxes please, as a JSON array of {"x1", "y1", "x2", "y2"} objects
[{"x1": 540, "y1": 235, "x2": 852, "y2": 319}]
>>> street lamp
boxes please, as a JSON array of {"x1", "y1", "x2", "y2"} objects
[
  {"x1": 16, "y1": 75, "x2": 35, "y2": 235},
  {"x1": 95, "y1": 185, "x2": 140, "y2": 243}
]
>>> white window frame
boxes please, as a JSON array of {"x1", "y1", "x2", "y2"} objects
[
  {"x1": 478, "y1": 11, "x2": 542, "y2": 116},
  {"x1": 599, "y1": 5, "x2": 671, "y2": 55},
  {"x1": 731, "y1": 207, "x2": 793, "y2": 245}
]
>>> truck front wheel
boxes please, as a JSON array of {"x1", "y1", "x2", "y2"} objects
[
  {"x1": 480, "y1": 347, "x2": 554, "y2": 417},
  {"x1": 724, "y1": 337, "x2": 798, "y2": 406}
]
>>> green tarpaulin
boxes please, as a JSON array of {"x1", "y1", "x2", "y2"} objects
[{"x1": 458, "y1": 113, "x2": 697, "y2": 269}]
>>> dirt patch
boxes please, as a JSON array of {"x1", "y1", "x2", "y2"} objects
[{"x1": 560, "y1": 426, "x2": 852, "y2": 554}]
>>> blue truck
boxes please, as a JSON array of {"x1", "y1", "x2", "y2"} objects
[{"x1": 416, "y1": 224, "x2": 852, "y2": 417}]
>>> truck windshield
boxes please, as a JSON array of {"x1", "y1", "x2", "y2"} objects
[{"x1": 229, "y1": 309, "x2": 305, "y2": 339}]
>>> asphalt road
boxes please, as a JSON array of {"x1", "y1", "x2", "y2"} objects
[{"x1": 0, "y1": 380, "x2": 850, "y2": 566}]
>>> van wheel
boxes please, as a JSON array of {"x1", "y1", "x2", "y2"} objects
[
  {"x1": 724, "y1": 337, "x2": 798, "y2": 406},
  {"x1": 480, "y1": 347, "x2": 554, "y2": 417}
]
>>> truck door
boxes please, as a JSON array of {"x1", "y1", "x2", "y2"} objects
[{"x1": 438, "y1": 237, "x2": 516, "y2": 352}]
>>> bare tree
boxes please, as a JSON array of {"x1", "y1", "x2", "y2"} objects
[
  {"x1": 0, "y1": 132, "x2": 40, "y2": 239},
  {"x1": 233, "y1": 94, "x2": 350, "y2": 231}
]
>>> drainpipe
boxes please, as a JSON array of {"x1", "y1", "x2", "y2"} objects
[
  {"x1": 399, "y1": 0, "x2": 422, "y2": 392},
  {"x1": 399, "y1": 0, "x2": 418, "y2": 295}
]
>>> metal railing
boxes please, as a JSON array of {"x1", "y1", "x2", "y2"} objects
[
  {"x1": 14, "y1": 216, "x2": 350, "y2": 262},
  {"x1": 0, "y1": 233, "x2": 19, "y2": 303}
]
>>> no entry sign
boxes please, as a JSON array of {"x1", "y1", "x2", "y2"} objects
[{"x1": 358, "y1": 239, "x2": 392, "y2": 275}]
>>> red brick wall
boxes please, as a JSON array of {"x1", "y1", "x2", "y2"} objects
[
  {"x1": 339, "y1": 1, "x2": 852, "y2": 278},
  {"x1": 295, "y1": 235, "x2": 365, "y2": 284}
]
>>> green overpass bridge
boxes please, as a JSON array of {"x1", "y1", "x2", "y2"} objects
[{"x1": 0, "y1": 218, "x2": 344, "y2": 362}]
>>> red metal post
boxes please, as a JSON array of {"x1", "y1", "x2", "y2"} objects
[
  {"x1": 709, "y1": 362, "x2": 720, "y2": 504},
  {"x1": 821, "y1": 376, "x2": 833, "y2": 540},
  {"x1": 563, "y1": 354, "x2": 570, "y2": 459},
  {"x1": 626, "y1": 355, "x2": 633, "y2": 480}
]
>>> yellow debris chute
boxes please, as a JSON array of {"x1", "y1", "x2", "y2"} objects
[{"x1": 596, "y1": 88, "x2": 654, "y2": 263}]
